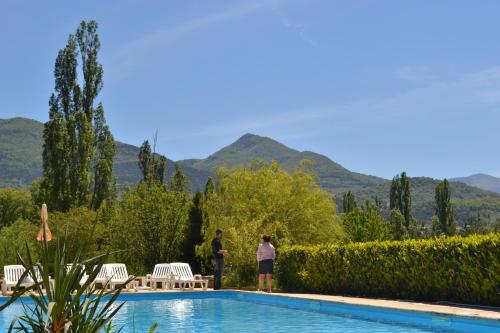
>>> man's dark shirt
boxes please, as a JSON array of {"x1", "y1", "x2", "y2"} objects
[{"x1": 211, "y1": 238, "x2": 223, "y2": 259}]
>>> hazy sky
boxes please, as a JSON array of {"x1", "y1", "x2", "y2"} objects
[{"x1": 1, "y1": 0, "x2": 499, "y2": 179}]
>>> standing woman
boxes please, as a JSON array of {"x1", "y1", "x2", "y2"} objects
[{"x1": 257, "y1": 234, "x2": 276, "y2": 293}]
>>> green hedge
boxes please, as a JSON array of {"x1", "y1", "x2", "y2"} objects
[{"x1": 275, "y1": 233, "x2": 500, "y2": 306}]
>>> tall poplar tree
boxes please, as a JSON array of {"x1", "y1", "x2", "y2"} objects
[
  {"x1": 433, "y1": 179, "x2": 456, "y2": 235},
  {"x1": 389, "y1": 172, "x2": 415, "y2": 237},
  {"x1": 41, "y1": 20, "x2": 115, "y2": 211},
  {"x1": 204, "y1": 177, "x2": 215, "y2": 199},
  {"x1": 138, "y1": 140, "x2": 167, "y2": 185},
  {"x1": 342, "y1": 191, "x2": 357, "y2": 213},
  {"x1": 170, "y1": 164, "x2": 190, "y2": 193},
  {"x1": 389, "y1": 175, "x2": 402, "y2": 211}
]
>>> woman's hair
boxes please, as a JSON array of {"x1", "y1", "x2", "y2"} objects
[{"x1": 262, "y1": 234, "x2": 271, "y2": 242}]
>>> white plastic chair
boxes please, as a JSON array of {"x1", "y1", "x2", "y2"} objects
[
  {"x1": 106, "y1": 264, "x2": 137, "y2": 291},
  {"x1": 2, "y1": 265, "x2": 33, "y2": 295},
  {"x1": 169, "y1": 263, "x2": 207, "y2": 290},
  {"x1": 148, "y1": 264, "x2": 176, "y2": 290}
]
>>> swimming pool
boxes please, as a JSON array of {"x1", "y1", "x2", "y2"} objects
[{"x1": 1, "y1": 291, "x2": 498, "y2": 332}]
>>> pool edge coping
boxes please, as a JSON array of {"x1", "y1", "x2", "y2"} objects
[{"x1": 233, "y1": 290, "x2": 500, "y2": 321}]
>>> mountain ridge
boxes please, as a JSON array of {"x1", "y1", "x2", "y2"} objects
[{"x1": 1, "y1": 117, "x2": 500, "y2": 226}]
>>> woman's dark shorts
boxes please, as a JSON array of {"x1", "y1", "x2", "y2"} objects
[{"x1": 258, "y1": 259, "x2": 274, "y2": 274}]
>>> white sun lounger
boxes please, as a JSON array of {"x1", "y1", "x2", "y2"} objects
[
  {"x1": 148, "y1": 263, "x2": 176, "y2": 290},
  {"x1": 66, "y1": 264, "x2": 92, "y2": 287},
  {"x1": 169, "y1": 263, "x2": 208, "y2": 290},
  {"x1": 94, "y1": 264, "x2": 110, "y2": 288},
  {"x1": 105, "y1": 263, "x2": 137, "y2": 291},
  {"x1": 2, "y1": 265, "x2": 34, "y2": 295}
]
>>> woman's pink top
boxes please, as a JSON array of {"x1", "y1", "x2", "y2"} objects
[{"x1": 257, "y1": 242, "x2": 276, "y2": 261}]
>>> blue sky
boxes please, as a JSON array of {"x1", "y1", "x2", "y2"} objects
[{"x1": 1, "y1": 0, "x2": 499, "y2": 179}]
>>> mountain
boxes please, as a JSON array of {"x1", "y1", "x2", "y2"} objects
[
  {"x1": 1, "y1": 117, "x2": 500, "y2": 226},
  {"x1": 451, "y1": 174, "x2": 500, "y2": 194},
  {"x1": 179, "y1": 133, "x2": 386, "y2": 191},
  {"x1": 0, "y1": 117, "x2": 212, "y2": 190},
  {"x1": 0, "y1": 118, "x2": 43, "y2": 188}
]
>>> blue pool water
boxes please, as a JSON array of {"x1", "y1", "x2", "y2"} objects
[{"x1": 0, "y1": 291, "x2": 498, "y2": 332}]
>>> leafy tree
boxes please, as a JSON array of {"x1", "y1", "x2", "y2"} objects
[
  {"x1": 374, "y1": 196, "x2": 383, "y2": 213},
  {"x1": 199, "y1": 162, "x2": 344, "y2": 286},
  {"x1": 463, "y1": 211, "x2": 489, "y2": 235},
  {"x1": 181, "y1": 191, "x2": 204, "y2": 272},
  {"x1": 138, "y1": 140, "x2": 167, "y2": 185},
  {"x1": 342, "y1": 200, "x2": 391, "y2": 242},
  {"x1": 342, "y1": 190, "x2": 357, "y2": 213},
  {"x1": 0, "y1": 188, "x2": 36, "y2": 228},
  {"x1": 41, "y1": 20, "x2": 115, "y2": 212},
  {"x1": 108, "y1": 182, "x2": 190, "y2": 273},
  {"x1": 433, "y1": 179, "x2": 456, "y2": 236},
  {"x1": 0, "y1": 219, "x2": 39, "y2": 268},
  {"x1": 170, "y1": 163, "x2": 190, "y2": 193},
  {"x1": 389, "y1": 209, "x2": 408, "y2": 240},
  {"x1": 48, "y1": 207, "x2": 106, "y2": 260}
]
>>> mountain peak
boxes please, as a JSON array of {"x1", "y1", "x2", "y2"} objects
[
  {"x1": 451, "y1": 173, "x2": 500, "y2": 193},
  {"x1": 229, "y1": 133, "x2": 288, "y2": 151}
]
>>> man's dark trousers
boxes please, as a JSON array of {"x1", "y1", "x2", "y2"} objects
[{"x1": 214, "y1": 258, "x2": 224, "y2": 290}]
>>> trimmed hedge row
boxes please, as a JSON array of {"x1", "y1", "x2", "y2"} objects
[{"x1": 275, "y1": 233, "x2": 500, "y2": 306}]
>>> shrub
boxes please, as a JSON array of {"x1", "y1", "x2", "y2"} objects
[{"x1": 276, "y1": 233, "x2": 500, "y2": 306}]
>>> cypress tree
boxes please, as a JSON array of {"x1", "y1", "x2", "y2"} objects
[
  {"x1": 342, "y1": 191, "x2": 357, "y2": 213},
  {"x1": 181, "y1": 191, "x2": 204, "y2": 272},
  {"x1": 433, "y1": 179, "x2": 456, "y2": 235},
  {"x1": 400, "y1": 172, "x2": 416, "y2": 234},
  {"x1": 204, "y1": 177, "x2": 215, "y2": 199},
  {"x1": 41, "y1": 20, "x2": 114, "y2": 211}
]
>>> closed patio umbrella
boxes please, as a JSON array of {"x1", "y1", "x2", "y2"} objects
[{"x1": 37, "y1": 203, "x2": 52, "y2": 241}]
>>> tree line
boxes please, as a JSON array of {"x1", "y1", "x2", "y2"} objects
[{"x1": 339, "y1": 171, "x2": 486, "y2": 242}]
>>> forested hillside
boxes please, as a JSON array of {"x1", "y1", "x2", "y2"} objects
[{"x1": 2, "y1": 117, "x2": 500, "y2": 225}]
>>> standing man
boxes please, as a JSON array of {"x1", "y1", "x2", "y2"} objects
[{"x1": 212, "y1": 229, "x2": 228, "y2": 290}]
